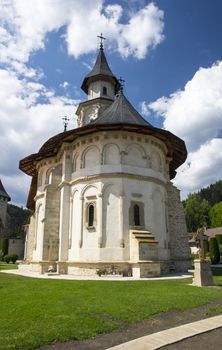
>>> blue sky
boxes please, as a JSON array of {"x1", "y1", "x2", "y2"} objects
[{"x1": 1, "y1": 0, "x2": 222, "y2": 206}]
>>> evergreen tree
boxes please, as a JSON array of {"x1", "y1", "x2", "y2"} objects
[{"x1": 198, "y1": 180, "x2": 222, "y2": 206}]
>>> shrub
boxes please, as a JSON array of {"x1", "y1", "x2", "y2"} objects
[
  {"x1": 10, "y1": 254, "x2": 18, "y2": 264},
  {"x1": 3, "y1": 255, "x2": 11, "y2": 264},
  {"x1": 209, "y1": 237, "x2": 220, "y2": 264}
]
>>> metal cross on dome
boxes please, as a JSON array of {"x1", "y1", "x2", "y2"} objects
[
  {"x1": 97, "y1": 33, "x2": 106, "y2": 49},
  {"x1": 62, "y1": 116, "x2": 69, "y2": 132},
  {"x1": 119, "y1": 77, "x2": 125, "y2": 93}
]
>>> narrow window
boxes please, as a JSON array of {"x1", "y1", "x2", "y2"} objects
[
  {"x1": 102, "y1": 86, "x2": 107, "y2": 95},
  {"x1": 134, "y1": 204, "x2": 140, "y2": 226},
  {"x1": 88, "y1": 204, "x2": 94, "y2": 227}
]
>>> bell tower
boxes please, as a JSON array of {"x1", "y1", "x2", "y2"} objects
[{"x1": 76, "y1": 34, "x2": 119, "y2": 127}]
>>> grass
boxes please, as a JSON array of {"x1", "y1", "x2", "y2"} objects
[
  {"x1": 0, "y1": 263, "x2": 18, "y2": 270},
  {"x1": 0, "y1": 273, "x2": 222, "y2": 350}
]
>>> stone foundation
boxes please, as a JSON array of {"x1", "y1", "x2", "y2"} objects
[
  {"x1": 19, "y1": 260, "x2": 179, "y2": 277},
  {"x1": 132, "y1": 261, "x2": 161, "y2": 278},
  {"x1": 19, "y1": 261, "x2": 57, "y2": 274}
]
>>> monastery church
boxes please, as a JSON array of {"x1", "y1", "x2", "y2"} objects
[{"x1": 19, "y1": 38, "x2": 191, "y2": 277}]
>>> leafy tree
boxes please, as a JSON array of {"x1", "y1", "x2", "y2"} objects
[
  {"x1": 184, "y1": 194, "x2": 210, "y2": 232},
  {"x1": 209, "y1": 237, "x2": 220, "y2": 264},
  {"x1": 209, "y1": 201, "x2": 222, "y2": 228}
]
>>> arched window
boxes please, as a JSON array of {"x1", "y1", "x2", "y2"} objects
[
  {"x1": 134, "y1": 204, "x2": 140, "y2": 226},
  {"x1": 102, "y1": 86, "x2": 107, "y2": 96},
  {"x1": 88, "y1": 204, "x2": 95, "y2": 227}
]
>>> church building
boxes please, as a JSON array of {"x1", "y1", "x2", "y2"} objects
[{"x1": 19, "y1": 38, "x2": 191, "y2": 277}]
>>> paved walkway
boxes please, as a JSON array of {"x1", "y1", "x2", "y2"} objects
[
  {"x1": 1, "y1": 269, "x2": 192, "y2": 281},
  {"x1": 106, "y1": 315, "x2": 222, "y2": 350}
]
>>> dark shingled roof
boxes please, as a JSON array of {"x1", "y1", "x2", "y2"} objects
[
  {"x1": 81, "y1": 47, "x2": 119, "y2": 94},
  {"x1": 90, "y1": 91, "x2": 152, "y2": 127},
  {"x1": 0, "y1": 179, "x2": 11, "y2": 201}
]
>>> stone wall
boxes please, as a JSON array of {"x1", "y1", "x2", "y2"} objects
[
  {"x1": 24, "y1": 214, "x2": 35, "y2": 261},
  {"x1": 8, "y1": 239, "x2": 24, "y2": 259},
  {"x1": 167, "y1": 182, "x2": 191, "y2": 271},
  {"x1": 42, "y1": 166, "x2": 61, "y2": 261}
]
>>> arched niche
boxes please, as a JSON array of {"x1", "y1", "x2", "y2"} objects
[
  {"x1": 72, "y1": 153, "x2": 80, "y2": 172},
  {"x1": 45, "y1": 166, "x2": 54, "y2": 185},
  {"x1": 103, "y1": 143, "x2": 120, "y2": 165},
  {"x1": 82, "y1": 146, "x2": 100, "y2": 169},
  {"x1": 123, "y1": 143, "x2": 147, "y2": 167},
  {"x1": 151, "y1": 151, "x2": 162, "y2": 172}
]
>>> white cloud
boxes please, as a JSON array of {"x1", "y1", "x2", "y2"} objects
[
  {"x1": 140, "y1": 101, "x2": 151, "y2": 117},
  {"x1": 118, "y1": 3, "x2": 164, "y2": 59},
  {"x1": 147, "y1": 61, "x2": 222, "y2": 198},
  {"x1": 0, "y1": 0, "x2": 165, "y2": 205},
  {"x1": 0, "y1": 68, "x2": 79, "y2": 205},
  {"x1": 60, "y1": 81, "x2": 70, "y2": 89},
  {"x1": 67, "y1": 2, "x2": 164, "y2": 59},
  {"x1": 0, "y1": 0, "x2": 164, "y2": 69},
  {"x1": 174, "y1": 139, "x2": 222, "y2": 198}
]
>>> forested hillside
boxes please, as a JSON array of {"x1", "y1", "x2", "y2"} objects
[
  {"x1": 198, "y1": 180, "x2": 222, "y2": 206},
  {"x1": 6, "y1": 204, "x2": 31, "y2": 238},
  {"x1": 184, "y1": 180, "x2": 222, "y2": 232}
]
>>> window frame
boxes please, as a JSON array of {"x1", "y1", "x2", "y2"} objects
[{"x1": 102, "y1": 86, "x2": 107, "y2": 96}]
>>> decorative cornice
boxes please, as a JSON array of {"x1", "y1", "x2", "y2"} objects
[
  {"x1": 69, "y1": 172, "x2": 167, "y2": 187},
  {"x1": 34, "y1": 192, "x2": 45, "y2": 202}
]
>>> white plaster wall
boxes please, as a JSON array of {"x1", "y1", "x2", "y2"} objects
[
  {"x1": 88, "y1": 80, "x2": 114, "y2": 100},
  {"x1": 29, "y1": 130, "x2": 172, "y2": 266},
  {"x1": 71, "y1": 132, "x2": 167, "y2": 184},
  {"x1": 68, "y1": 189, "x2": 81, "y2": 260},
  {"x1": 103, "y1": 184, "x2": 120, "y2": 247}
]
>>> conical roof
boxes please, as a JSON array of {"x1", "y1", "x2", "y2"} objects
[
  {"x1": 81, "y1": 47, "x2": 119, "y2": 94},
  {"x1": 91, "y1": 90, "x2": 152, "y2": 127},
  {"x1": 0, "y1": 179, "x2": 11, "y2": 201}
]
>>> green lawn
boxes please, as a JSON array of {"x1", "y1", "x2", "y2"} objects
[
  {"x1": 0, "y1": 263, "x2": 18, "y2": 270},
  {"x1": 0, "y1": 273, "x2": 221, "y2": 350}
]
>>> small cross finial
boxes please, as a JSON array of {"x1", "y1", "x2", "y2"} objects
[
  {"x1": 97, "y1": 33, "x2": 106, "y2": 49},
  {"x1": 62, "y1": 116, "x2": 69, "y2": 132},
  {"x1": 118, "y1": 77, "x2": 125, "y2": 93}
]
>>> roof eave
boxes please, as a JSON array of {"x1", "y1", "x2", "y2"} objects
[{"x1": 19, "y1": 123, "x2": 187, "y2": 180}]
